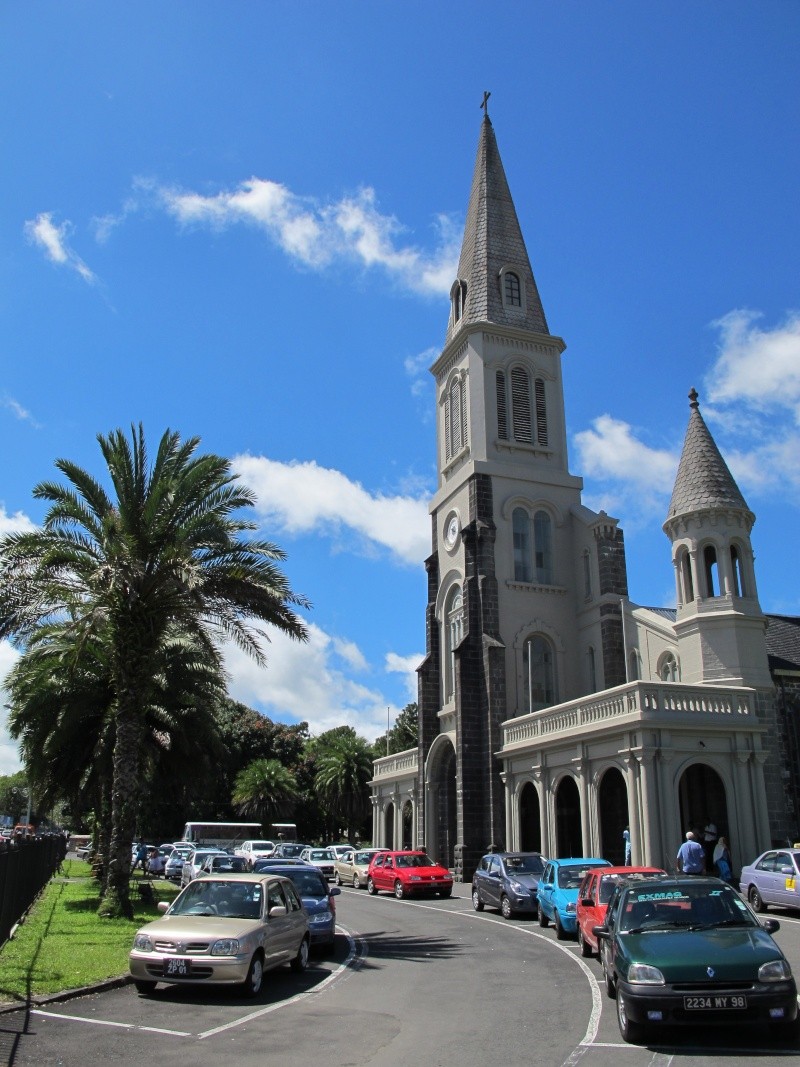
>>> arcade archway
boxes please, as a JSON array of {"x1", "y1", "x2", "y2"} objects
[
  {"x1": 678, "y1": 762, "x2": 729, "y2": 866},
  {"x1": 384, "y1": 803, "x2": 395, "y2": 849},
  {"x1": 555, "y1": 775, "x2": 582, "y2": 857},
  {"x1": 598, "y1": 767, "x2": 629, "y2": 865},
  {"x1": 402, "y1": 799, "x2": 414, "y2": 849},
  {"x1": 519, "y1": 782, "x2": 541, "y2": 852},
  {"x1": 427, "y1": 738, "x2": 457, "y2": 868}
]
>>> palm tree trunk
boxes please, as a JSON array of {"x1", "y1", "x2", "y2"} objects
[{"x1": 99, "y1": 706, "x2": 144, "y2": 918}]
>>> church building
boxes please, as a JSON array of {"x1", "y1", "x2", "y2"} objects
[{"x1": 371, "y1": 113, "x2": 798, "y2": 881}]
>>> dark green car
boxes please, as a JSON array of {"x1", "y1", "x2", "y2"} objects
[{"x1": 595, "y1": 876, "x2": 798, "y2": 1043}]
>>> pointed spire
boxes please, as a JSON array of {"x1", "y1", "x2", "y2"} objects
[
  {"x1": 446, "y1": 113, "x2": 549, "y2": 344},
  {"x1": 666, "y1": 388, "x2": 752, "y2": 521}
]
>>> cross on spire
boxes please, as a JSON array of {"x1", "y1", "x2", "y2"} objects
[{"x1": 480, "y1": 90, "x2": 491, "y2": 118}]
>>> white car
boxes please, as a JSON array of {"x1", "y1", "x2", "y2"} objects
[
  {"x1": 234, "y1": 840, "x2": 276, "y2": 868},
  {"x1": 299, "y1": 847, "x2": 337, "y2": 881},
  {"x1": 180, "y1": 848, "x2": 227, "y2": 887}
]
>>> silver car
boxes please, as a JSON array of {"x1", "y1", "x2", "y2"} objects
[
  {"x1": 299, "y1": 847, "x2": 336, "y2": 881},
  {"x1": 129, "y1": 873, "x2": 310, "y2": 997},
  {"x1": 180, "y1": 848, "x2": 227, "y2": 887}
]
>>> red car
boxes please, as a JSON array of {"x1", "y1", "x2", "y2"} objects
[
  {"x1": 367, "y1": 851, "x2": 453, "y2": 899},
  {"x1": 576, "y1": 866, "x2": 665, "y2": 957}
]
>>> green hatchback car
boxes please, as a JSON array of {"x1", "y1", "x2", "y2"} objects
[{"x1": 595, "y1": 876, "x2": 798, "y2": 1043}]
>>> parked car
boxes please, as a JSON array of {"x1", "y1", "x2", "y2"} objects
[
  {"x1": 198, "y1": 854, "x2": 249, "y2": 876},
  {"x1": 165, "y1": 845, "x2": 193, "y2": 883},
  {"x1": 575, "y1": 866, "x2": 666, "y2": 956},
  {"x1": 334, "y1": 848, "x2": 383, "y2": 889},
  {"x1": 325, "y1": 844, "x2": 353, "y2": 861},
  {"x1": 471, "y1": 851, "x2": 546, "y2": 918},
  {"x1": 267, "y1": 863, "x2": 340, "y2": 950},
  {"x1": 273, "y1": 842, "x2": 310, "y2": 859},
  {"x1": 234, "y1": 840, "x2": 276, "y2": 868},
  {"x1": 594, "y1": 875, "x2": 797, "y2": 1043},
  {"x1": 537, "y1": 857, "x2": 611, "y2": 939},
  {"x1": 299, "y1": 847, "x2": 337, "y2": 881},
  {"x1": 129, "y1": 872, "x2": 310, "y2": 996},
  {"x1": 739, "y1": 848, "x2": 800, "y2": 913},
  {"x1": 367, "y1": 851, "x2": 452, "y2": 899},
  {"x1": 252, "y1": 858, "x2": 308, "y2": 871},
  {"x1": 180, "y1": 848, "x2": 227, "y2": 887}
]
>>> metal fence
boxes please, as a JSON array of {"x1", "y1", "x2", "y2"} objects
[{"x1": 0, "y1": 836, "x2": 68, "y2": 947}]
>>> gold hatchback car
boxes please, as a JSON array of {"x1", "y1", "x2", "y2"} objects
[
  {"x1": 334, "y1": 847, "x2": 383, "y2": 889},
  {"x1": 129, "y1": 873, "x2": 310, "y2": 997}
]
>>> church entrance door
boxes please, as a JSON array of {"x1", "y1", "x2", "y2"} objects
[
  {"x1": 555, "y1": 776, "x2": 582, "y2": 857},
  {"x1": 598, "y1": 767, "x2": 628, "y2": 865},
  {"x1": 519, "y1": 782, "x2": 541, "y2": 852}
]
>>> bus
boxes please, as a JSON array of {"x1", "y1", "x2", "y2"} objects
[
  {"x1": 269, "y1": 822, "x2": 298, "y2": 843},
  {"x1": 181, "y1": 822, "x2": 262, "y2": 851}
]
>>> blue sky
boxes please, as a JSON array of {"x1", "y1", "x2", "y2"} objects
[{"x1": 1, "y1": 3, "x2": 799, "y2": 774}]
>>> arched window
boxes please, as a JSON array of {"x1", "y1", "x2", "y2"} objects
[
  {"x1": 496, "y1": 371, "x2": 508, "y2": 440},
  {"x1": 444, "y1": 375, "x2": 467, "y2": 461},
  {"x1": 512, "y1": 508, "x2": 532, "y2": 582},
  {"x1": 534, "y1": 378, "x2": 548, "y2": 445},
  {"x1": 450, "y1": 279, "x2": 467, "y2": 324},
  {"x1": 659, "y1": 652, "x2": 678, "y2": 682},
  {"x1": 510, "y1": 367, "x2": 532, "y2": 443},
  {"x1": 504, "y1": 271, "x2": 521, "y2": 307},
  {"x1": 523, "y1": 635, "x2": 556, "y2": 712},
  {"x1": 533, "y1": 510, "x2": 553, "y2": 584},
  {"x1": 730, "y1": 545, "x2": 746, "y2": 597},
  {"x1": 703, "y1": 544, "x2": 719, "y2": 597},
  {"x1": 680, "y1": 548, "x2": 694, "y2": 604},
  {"x1": 628, "y1": 650, "x2": 640, "y2": 681},
  {"x1": 444, "y1": 586, "x2": 464, "y2": 702}
]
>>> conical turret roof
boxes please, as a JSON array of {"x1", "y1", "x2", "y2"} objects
[
  {"x1": 666, "y1": 389, "x2": 752, "y2": 522},
  {"x1": 446, "y1": 115, "x2": 548, "y2": 344}
]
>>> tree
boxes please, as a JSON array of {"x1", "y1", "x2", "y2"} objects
[
  {"x1": 232, "y1": 758, "x2": 299, "y2": 822},
  {"x1": 313, "y1": 727, "x2": 374, "y2": 843},
  {"x1": 0, "y1": 425, "x2": 309, "y2": 917}
]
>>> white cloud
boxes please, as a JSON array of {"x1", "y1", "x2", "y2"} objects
[
  {"x1": 1, "y1": 396, "x2": 40, "y2": 429},
  {"x1": 153, "y1": 177, "x2": 459, "y2": 296},
  {"x1": 0, "y1": 642, "x2": 22, "y2": 776},
  {"x1": 232, "y1": 454, "x2": 430, "y2": 566},
  {"x1": 223, "y1": 624, "x2": 405, "y2": 741},
  {"x1": 385, "y1": 650, "x2": 423, "y2": 704},
  {"x1": 708, "y1": 309, "x2": 800, "y2": 420},
  {"x1": 0, "y1": 505, "x2": 37, "y2": 537},
  {"x1": 573, "y1": 415, "x2": 678, "y2": 521},
  {"x1": 405, "y1": 345, "x2": 438, "y2": 403},
  {"x1": 24, "y1": 212, "x2": 97, "y2": 284}
]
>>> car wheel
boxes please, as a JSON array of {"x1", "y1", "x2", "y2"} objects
[
  {"x1": 554, "y1": 911, "x2": 567, "y2": 940},
  {"x1": 578, "y1": 926, "x2": 592, "y2": 957},
  {"x1": 335, "y1": 871, "x2": 342, "y2": 886},
  {"x1": 133, "y1": 979, "x2": 157, "y2": 995},
  {"x1": 472, "y1": 888, "x2": 484, "y2": 912},
  {"x1": 616, "y1": 991, "x2": 644, "y2": 1043},
  {"x1": 290, "y1": 937, "x2": 310, "y2": 973},
  {"x1": 394, "y1": 879, "x2": 406, "y2": 900},
  {"x1": 352, "y1": 873, "x2": 361, "y2": 889},
  {"x1": 602, "y1": 955, "x2": 616, "y2": 999},
  {"x1": 749, "y1": 885, "x2": 767, "y2": 912},
  {"x1": 500, "y1": 894, "x2": 513, "y2": 920},
  {"x1": 538, "y1": 903, "x2": 549, "y2": 927},
  {"x1": 367, "y1": 877, "x2": 377, "y2": 895},
  {"x1": 242, "y1": 952, "x2": 264, "y2": 997}
]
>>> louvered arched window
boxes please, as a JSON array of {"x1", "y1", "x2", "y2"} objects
[
  {"x1": 510, "y1": 367, "x2": 532, "y2": 443},
  {"x1": 444, "y1": 375, "x2": 468, "y2": 462}
]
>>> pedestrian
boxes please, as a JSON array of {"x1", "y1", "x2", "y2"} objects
[
  {"x1": 676, "y1": 831, "x2": 706, "y2": 875},
  {"x1": 133, "y1": 842, "x2": 148, "y2": 872},
  {"x1": 622, "y1": 826, "x2": 631, "y2": 866},
  {"x1": 713, "y1": 836, "x2": 733, "y2": 883},
  {"x1": 702, "y1": 816, "x2": 718, "y2": 868}
]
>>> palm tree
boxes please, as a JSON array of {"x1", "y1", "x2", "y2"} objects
[
  {"x1": 0, "y1": 425, "x2": 309, "y2": 917},
  {"x1": 314, "y1": 729, "x2": 373, "y2": 843},
  {"x1": 232, "y1": 758, "x2": 299, "y2": 822}
]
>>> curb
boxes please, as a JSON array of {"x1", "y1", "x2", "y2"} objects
[{"x1": 0, "y1": 973, "x2": 132, "y2": 1014}]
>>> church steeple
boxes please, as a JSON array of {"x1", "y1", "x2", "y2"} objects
[{"x1": 445, "y1": 114, "x2": 549, "y2": 344}]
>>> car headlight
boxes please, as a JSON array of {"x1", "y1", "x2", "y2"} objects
[
  {"x1": 133, "y1": 933, "x2": 154, "y2": 952},
  {"x1": 627, "y1": 963, "x2": 665, "y2": 985},
  {"x1": 509, "y1": 880, "x2": 526, "y2": 894},
  {"x1": 759, "y1": 959, "x2": 793, "y2": 982},
  {"x1": 310, "y1": 913, "x2": 330, "y2": 923},
  {"x1": 211, "y1": 939, "x2": 240, "y2": 956},
  {"x1": 565, "y1": 902, "x2": 576, "y2": 913}
]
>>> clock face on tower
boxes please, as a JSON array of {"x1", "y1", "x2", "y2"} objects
[{"x1": 444, "y1": 512, "x2": 460, "y2": 549}]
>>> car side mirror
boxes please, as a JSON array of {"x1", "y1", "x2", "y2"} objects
[
  {"x1": 157, "y1": 901, "x2": 169, "y2": 913},
  {"x1": 761, "y1": 917, "x2": 781, "y2": 934},
  {"x1": 268, "y1": 905, "x2": 287, "y2": 918},
  {"x1": 593, "y1": 925, "x2": 609, "y2": 940},
  {"x1": 780, "y1": 866, "x2": 794, "y2": 876},
  {"x1": 580, "y1": 898, "x2": 593, "y2": 908},
  {"x1": 329, "y1": 886, "x2": 341, "y2": 897}
]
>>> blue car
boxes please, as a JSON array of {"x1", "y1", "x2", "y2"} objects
[
  {"x1": 472, "y1": 851, "x2": 546, "y2": 919},
  {"x1": 263, "y1": 863, "x2": 340, "y2": 950},
  {"x1": 537, "y1": 857, "x2": 611, "y2": 939}
]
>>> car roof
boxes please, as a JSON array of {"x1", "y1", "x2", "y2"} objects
[
  {"x1": 551, "y1": 857, "x2": 608, "y2": 866},
  {"x1": 584, "y1": 865, "x2": 665, "y2": 877}
]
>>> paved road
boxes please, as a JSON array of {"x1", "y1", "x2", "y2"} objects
[{"x1": 2, "y1": 884, "x2": 799, "y2": 1066}]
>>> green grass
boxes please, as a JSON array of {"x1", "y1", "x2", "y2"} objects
[{"x1": 0, "y1": 862, "x2": 180, "y2": 1001}]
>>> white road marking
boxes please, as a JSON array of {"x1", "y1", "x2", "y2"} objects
[{"x1": 32, "y1": 1009, "x2": 191, "y2": 1037}]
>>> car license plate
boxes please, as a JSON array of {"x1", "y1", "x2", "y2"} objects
[
  {"x1": 164, "y1": 957, "x2": 191, "y2": 976},
  {"x1": 683, "y1": 995, "x2": 746, "y2": 1010}
]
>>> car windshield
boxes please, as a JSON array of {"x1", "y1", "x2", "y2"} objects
[
  {"x1": 250, "y1": 842, "x2": 273, "y2": 850},
  {"x1": 354, "y1": 851, "x2": 376, "y2": 864},
  {"x1": 557, "y1": 865, "x2": 592, "y2": 889},
  {"x1": 209, "y1": 857, "x2": 248, "y2": 872},
  {"x1": 599, "y1": 870, "x2": 664, "y2": 904},
  {"x1": 170, "y1": 879, "x2": 263, "y2": 919},
  {"x1": 309, "y1": 849, "x2": 334, "y2": 861},
  {"x1": 505, "y1": 854, "x2": 544, "y2": 874},
  {"x1": 619, "y1": 884, "x2": 756, "y2": 932},
  {"x1": 282, "y1": 870, "x2": 328, "y2": 898},
  {"x1": 395, "y1": 854, "x2": 435, "y2": 868},
  {"x1": 280, "y1": 844, "x2": 305, "y2": 857}
]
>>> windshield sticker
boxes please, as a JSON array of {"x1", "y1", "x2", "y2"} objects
[
  {"x1": 633, "y1": 890, "x2": 683, "y2": 902},
  {"x1": 734, "y1": 898, "x2": 747, "y2": 910}
]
